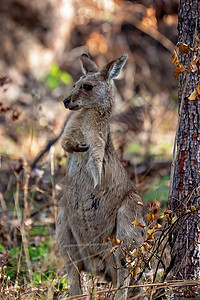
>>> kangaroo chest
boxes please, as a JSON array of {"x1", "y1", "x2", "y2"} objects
[{"x1": 65, "y1": 153, "x2": 120, "y2": 241}]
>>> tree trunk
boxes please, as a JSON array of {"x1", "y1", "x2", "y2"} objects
[{"x1": 169, "y1": 0, "x2": 200, "y2": 281}]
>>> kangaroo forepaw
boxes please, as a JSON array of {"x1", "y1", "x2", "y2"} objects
[
  {"x1": 75, "y1": 144, "x2": 90, "y2": 152},
  {"x1": 62, "y1": 140, "x2": 89, "y2": 153}
]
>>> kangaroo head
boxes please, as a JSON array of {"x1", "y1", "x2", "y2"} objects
[{"x1": 63, "y1": 53, "x2": 128, "y2": 112}]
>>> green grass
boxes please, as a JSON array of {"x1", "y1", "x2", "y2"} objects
[{"x1": 141, "y1": 175, "x2": 170, "y2": 206}]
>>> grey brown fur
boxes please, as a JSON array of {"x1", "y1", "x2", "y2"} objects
[{"x1": 56, "y1": 54, "x2": 145, "y2": 299}]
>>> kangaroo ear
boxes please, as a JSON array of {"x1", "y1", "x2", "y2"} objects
[
  {"x1": 80, "y1": 53, "x2": 99, "y2": 75},
  {"x1": 100, "y1": 54, "x2": 128, "y2": 80}
]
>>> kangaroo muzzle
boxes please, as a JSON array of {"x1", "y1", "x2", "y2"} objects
[
  {"x1": 63, "y1": 97, "x2": 80, "y2": 110},
  {"x1": 63, "y1": 97, "x2": 71, "y2": 108}
]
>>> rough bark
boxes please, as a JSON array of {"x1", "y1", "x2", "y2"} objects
[{"x1": 169, "y1": 0, "x2": 200, "y2": 280}]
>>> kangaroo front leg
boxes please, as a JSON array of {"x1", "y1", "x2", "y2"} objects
[
  {"x1": 87, "y1": 134, "x2": 105, "y2": 188},
  {"x1": 62, "y1": 118, "x2": 89, "y2": 153},
  {"x1": 62, "y1": 139, "x2": 89, "y2": 153}
]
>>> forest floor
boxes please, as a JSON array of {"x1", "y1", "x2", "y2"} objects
[{"x1": 2, "y1": 0, "x2": 197, "y2": 298}]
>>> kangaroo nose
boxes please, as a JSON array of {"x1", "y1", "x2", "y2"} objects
[{"x1": 63, "y1": 97, "x2": 71, "y2": 107}]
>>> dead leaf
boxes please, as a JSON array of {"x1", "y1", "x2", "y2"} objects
[
  {"x1": 130, "y1": 248, "x2": 137, "y2": 257},
  {"x1": 179, "y1": 43, "x2": 190, "y2": 54},
  {"x1": 147, "y1": 228, "x2": 155, "y2": 239},
  {"x1": 155, "y1": 223, "x2": 162, "y2": 229},
  {"x1": 188, "y1": 90, "x2": 197, "y2": 100},
  {"x1": 132, "y1": 220, "x2": 145, "y2": 228},
  {"x1": 190, "y1": 205, "x2": 196, "y2": 212},
  {"x1": 173, "y1": 66, "x2": 186, "y2": 78},
  {"x1": 146, "y1": 213, "x2": 154, "y2": 223},
  {"x1": 195, "y1": 33, "x2": 200, "y2": 43},
  {"x1": 139, "y1": 245, "x2": 147, "y2": 255},
  {"x1": 197, "y1": 83, "x2": 200, "y2": 95},
  {"x1": 191, "y1": 60, "x2": 198, "y2": 73},
  {"x1": 147, "y1": 239, "x2": 154, "y2": 246},
  {"x1": 94, "y1": 225, "x2": 98, "y2": 230},
  {"x1": 131, "y1": 266, "x2": 141, "y2": 279},
  {"x1": 11, "y1": 109, "x2": 21, "y2": 121},
  {"x1": 112, "y1": 236, "x2": 122, "y2": 245},
  {"x1": 0, "y1": 76, "x2": 12, "y2": 86},
  {"x1": 11, "y1": 158, "x2": 24, "y2": 174},
  {"x1": 104, "y1": 236, "x2": 110, "y2": 243},
  {"x1": 165, "y1": 214, "x2": 171, "y2": 222},
  {"x1": 110, "y1": 246, "x2": 118, "y2": 254},
  {"x1": 137, "y1": 201, "x2": 144, "y2": 207},
  {"x1": 171, "y1": 50, "x2": 181, "y2": 67},
  {"x1": 172, "y1": 214, "x2": 178, "y2": 224},
  {"x1": 164, "y1": 210, "x2": 173, "y2": 215}
]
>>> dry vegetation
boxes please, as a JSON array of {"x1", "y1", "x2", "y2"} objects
[{"x1": 1, "y1": 0, "x2": 199, "y2": 299}]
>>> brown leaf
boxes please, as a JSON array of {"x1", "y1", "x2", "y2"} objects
[
  {"x1": 172, "y1": 214, "x2": 178, "y2": 224},
  {"x1": 130, "y1": 248, "x2": 137, "y2": 257},
  {"x1": 179, "y1": 43, "x2": 190, "y2": 54},
  {"x1": 191, "y1": 60, "x2": 198, "y2": 73},
  {"x1": 164, "y1": 210, "x2": 173, "y2": 215},
  {"x1": 155, "y1": 223, "x2": 162, "y2": 229},
  {"x1": 104, "y1": 236, "x2": 110, "y2": 243},
  {"x1": 94, "y1": 225, "x2": 98, "y2": 230},
  {"x1": 173, "y1": 66, "x2": 186, "y2": 78},
  {"x1": 197, "y1": 83, "x2": 200, "y2": 95},
  {"x1": 1, "y1": 106, "x2": 10, "y2": 113},
  {"x1": 132, "y1": 220, "x2": 145, "y2": 228},
  {"x1": 165, "y1": 214, "x2": 171, "y2": 222},
  {"x1": 146, "y1": 213, "x2": 154, "y2": 223},
  {"x1": 131, "y1": 266, "x2": 141, "y2": 279},
  {"x1": 190, "y1": 205, "x2": 197, "y2": 212},
  {"x1": 110, "y1": 246, "x2": 118, "y2": 254},
  {"x1": 147, "y1": 228, "x2": 155, "y2": 240},
  {"x1": 0, "y1": 76, "x2": 11, "y2": 87},
  {"x1": 147, "y1": 239, "x2": 154, "y2": 246},
  {"x1": 11, "y1": 109, "x2": 21, "y2": 121},
  {"x1": 171, "y1": 50, "x2": 181, "y2": 67},
  {"x1": 11, "y1": 158, "x2": 24, "y2": 174},
  {"x1": 195, "y1": 33, "x2": 200, "y2": 43},
  {"x1": 112, "y1": 236, "x2": 122, "y2": 245},
  {"x1": 139, "y1": 245, "x2": 147, "y2": 255},
  {"x1": 188, "y1": 90, "x2": 197, "y2": 100}
]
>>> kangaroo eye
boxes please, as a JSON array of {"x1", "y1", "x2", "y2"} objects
[{"x1": 83, "y1": 84, "x2": 93, "y2": 91}]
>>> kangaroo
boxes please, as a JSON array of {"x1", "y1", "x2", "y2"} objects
[{"x1": 56, "y1": 54, "x2": 145, "y2": 299}]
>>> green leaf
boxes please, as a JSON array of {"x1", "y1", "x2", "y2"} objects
[
  {"x1": 50, "y1": 63, "x2": 61, "y2": 77},
  {"x1": 0, "y1": 244, "x2": 4, "y2": 253},
  {"x1": 60, "y1": 72, "x2": 72, "y2": 85}
]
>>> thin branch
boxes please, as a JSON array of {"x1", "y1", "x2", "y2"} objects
[
  {"x1": 63, "y1": 280, "x2": 200, "y2": 300},
  {"x1": 30, "y1": 111, "x2": 73, "y2": 170},
  {"x1": 125, "y1": 14, "x2": 175, "y2": 53}
]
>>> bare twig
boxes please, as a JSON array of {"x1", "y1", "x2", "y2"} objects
[
  {"x1": 14, "y1": 172, "x2": 33, "y2": 282},
  {"x1": 125, "y1": 14, "x2": 175, "y2": 53},
  {"x1": 0, "y1": 192, "x2": 7, "y2": 211},
  {"x1": 62, "y1": 280, "x2": 200, "y2": 300},
  {"x1": 50, "y1": 145, "x2": 57, "y2": 221},
  {"x1": 31, "y1": 111, "x2": 73, "y2": 170}
]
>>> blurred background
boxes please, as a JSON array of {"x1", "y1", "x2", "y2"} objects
[{"x1": 0, "y1": 0, "x2": 179, "y2": 298}]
